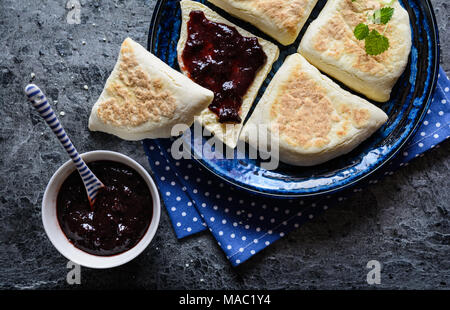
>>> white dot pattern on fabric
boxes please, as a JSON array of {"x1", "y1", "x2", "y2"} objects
[{"x1": 142, "y1": 67, "x2": 449, "y2": 267}]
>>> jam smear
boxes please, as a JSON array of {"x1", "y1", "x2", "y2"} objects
[
  {"x1": 181, "y1": 10, "x2": 267, "y2": 123},
  {"x1": 56, "y1": 161, "x2": 153, "y2": 256}
]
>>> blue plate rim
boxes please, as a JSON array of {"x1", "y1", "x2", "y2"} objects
[{"x1": 147, "y1": 0, "x2": 440, "y2": 198}]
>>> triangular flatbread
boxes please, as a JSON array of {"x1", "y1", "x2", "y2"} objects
[
  {"x1": 89, "y1": 38, "x2": 213, "y2": 140},
  {"x1": 177, "y1": 0, "x2": 279, "y2": 149},
  {"x1": 207, "y1": 0, "x2": 319, "y2": 46},
  {"x1": 299, "y1": 0, "x2": 411, "y2": 102},
  {"x1": 240, "y1": 53, "x2": 388, "y2": 166}
]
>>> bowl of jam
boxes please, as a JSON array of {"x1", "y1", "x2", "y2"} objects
[{"x1": 42, "y1": 150, "x2": 160, "y2": 268}]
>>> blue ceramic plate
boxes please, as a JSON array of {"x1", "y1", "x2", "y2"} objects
[{"x1": 148, "y1": 0, "x2": 439, "y2": 197}]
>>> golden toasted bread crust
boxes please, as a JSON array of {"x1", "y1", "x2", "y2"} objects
[
  {"x1": 272, "y1": 68, "x2": 334, "y2": 149},
  {"x1": 97, "y1": 40, "x2": 176, "y2": 127}
]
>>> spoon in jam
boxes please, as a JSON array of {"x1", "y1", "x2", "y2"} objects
[{"x1": 25, "y1": 84, "x2": 104, "y2": 208}]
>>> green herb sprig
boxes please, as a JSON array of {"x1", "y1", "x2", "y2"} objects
[{"x1": 353, "y1": 6, "x2": 395, "y2": 55}]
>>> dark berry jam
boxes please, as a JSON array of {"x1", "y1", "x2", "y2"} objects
[
  {"x1": 181, "y1": 10, "x2": 267, "y2": 123},
  {"x1": 56, "y1": 161, "x2": 153, "y2": 256}
]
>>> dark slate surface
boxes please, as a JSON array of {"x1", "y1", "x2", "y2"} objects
[{"x1": 0, "y1": 0, "x2": 448, "y2": 289}]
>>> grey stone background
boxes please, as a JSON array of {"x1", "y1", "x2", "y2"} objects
[{"x1": 0, "y1": 0, "x2": 448, "y2": 289}]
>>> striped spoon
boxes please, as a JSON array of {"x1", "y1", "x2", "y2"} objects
[{"x1": 25, "y1": 84, "x2": 104, "y2": 208}]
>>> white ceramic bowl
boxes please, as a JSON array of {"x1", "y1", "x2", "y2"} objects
[{"x1": 42, "y1": 150, "x2": 160, "y2": 269}]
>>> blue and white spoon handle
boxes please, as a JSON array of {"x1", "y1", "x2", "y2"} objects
[{"x1": 25, "y1": 84, "x2": 104, "y2": 207}]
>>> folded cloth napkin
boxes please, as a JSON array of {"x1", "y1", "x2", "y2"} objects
[{"x1": 143, "y1": 67, "x2": 449, "y2": 266}]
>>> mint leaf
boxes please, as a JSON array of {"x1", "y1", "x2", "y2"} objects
[
  {"x1": 373, "y1": 7, "x2": 394, "y2": 24},
  {"x1": 380, "y1": 7, "x2": 394, "y2": 24},
  {"x1": 364, "y1": 29, "x2": 389, "y2": 55},
  {"x1": 354, "y1": 23, "x2": 369, "y2": 40}
]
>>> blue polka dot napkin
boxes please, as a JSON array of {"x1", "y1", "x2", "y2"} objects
[{"x1": 143, "y1": 67, "x2": 449, "y2": 266}]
